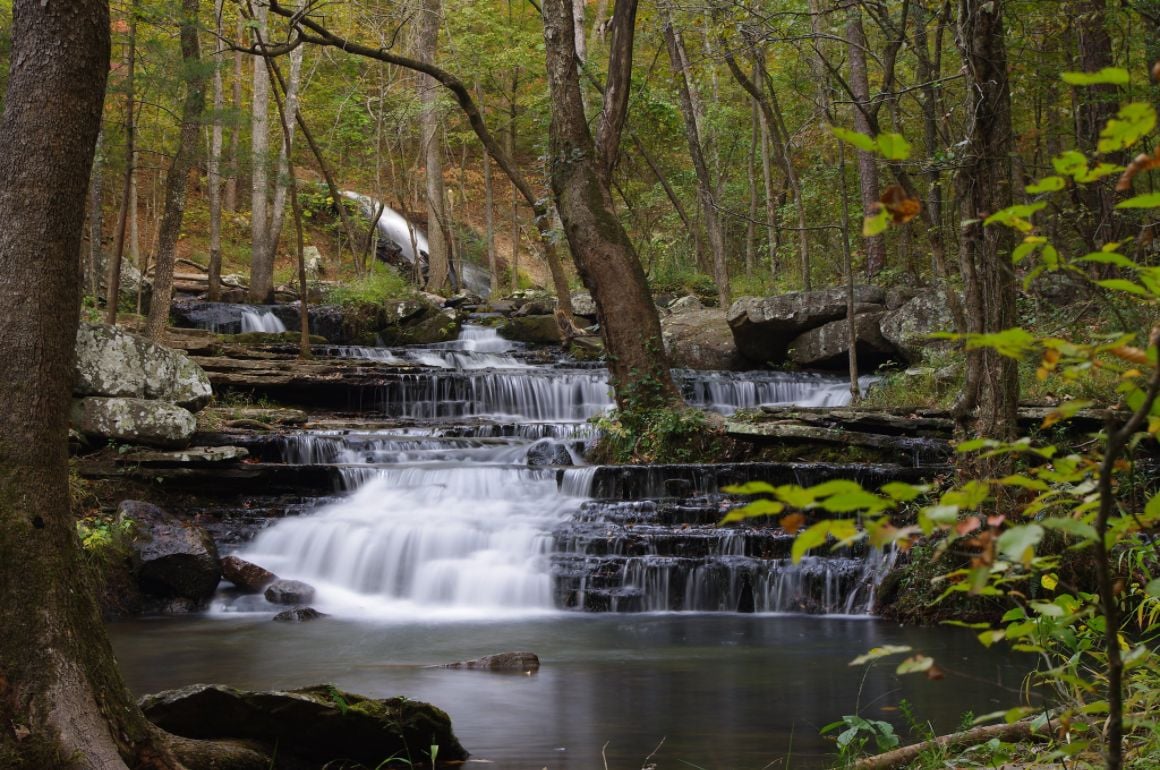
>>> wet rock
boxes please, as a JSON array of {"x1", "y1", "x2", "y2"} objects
[
  {"x1": 568, "y1": 336, "x2": 605, "y2": 361},
  {"x1": 571, "y1": 292, "x2": 597, "y2": 318},
  {"x1": 668, "y1": 295, "x2": 704, "y2": 313},
  {"x1": 273, "y1": 607, "x2": 327, "y2": 622},
  {"x1": 441, "y1": 651, "x2": 540, "y2": 672},
  {"x1": 221, "y1": 555, "x2": 277, "y2": 593},
  {"x1": 379, "y1": 308, "x2": 461, "y2": 346},
  {"x1": 120, "y1": 500, "x2": 221, "y2": 604},
  {"x1": 499, "y1": 315, "x2": 562, "y2": 344},
  {"x1": 527, "y1": 440, "x2": 574, "y2": 467},
  {"x1": 139, "y1": 684, "x2": 468, "y2": 766},
  {"x1": 74, "y1": 323, "x2": 213, "y2": 411},
  {"x1": 513, "y1": 299, "x2": 557, "y2": 316},
  {"x1": 264, "y1": 579, "x2": 316, "y2": 605},
  {"x1": 727, "y1": 286, "x2": 886, "y2": 366},
  {"x1": 879, "y1": 292, "x2": 957, "y2": 364},
  {"x1": 788, "y1": 312, "x2": 898, "y2": 370},
  {"x1": 661, "y1": 308, "x2": 745, "y2": 371},
  {"x1": 117, "y1": 446, "x2": 249, "y2": 465},
  {"x1": 71, "y1": 397, "x2": 197, "y2": 449}
]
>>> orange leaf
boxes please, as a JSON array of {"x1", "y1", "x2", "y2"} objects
[
  {"x1": 1117, "y1": 148, "x2": 1160, "y2": 192},
  {"x1": 1111, "y1": 345, "x2": 1150, "y2": 365},
  {"x1": 956, "y1": 517, "x2": 982, "y2": 536},
  {"x1": 879, "y1": 185, "x2": 923, "y2": 224},
  {"x1": 926, "y1": 664, "x2": 946, "y2": 681},
  {"x1": 779, "y1": 512, "x2": 807, "y2": 535}
]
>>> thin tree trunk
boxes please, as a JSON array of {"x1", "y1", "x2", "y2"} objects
[
  {"x1": 225, "y1": 14, "x2": 243, "y2": 212},
  {"x1": 416, "y1": 0, "x2": 451, "y2": 292},
  {"x1": 146, "y1": 0, "x2": 207, "y2": 340},
  {"x1": 249, "y1": 1, "x2": 272, "y2": 303},
  {"x1": 1073, "y1": 0, "x2": 1119, "y2": 248},
  {"x1": 509, "y1": 66, "x2": 519, "y2": 295},
  {"x1": 661, "y1": 3, "x2": 729, "y2": 307},
  {"x1": 208, "y1": 0, "x2": 226, "y2": 301},
  {"x1": 105, "y1": 0, "x2": 137, "y2": 324},
  {"x1": 760, "y1": 108, "x2": 778, "y2": 276},
  {"x1": 839, "y1": 142, "x2": 860, "y2": 400},
  {"x1": 260, "y1": 31, "x2": 304, "y2": 293},
  {"x1": 847, "y1": 5, "x2": 886, "y2": 277},
  {"x1": 132, "y1": 151, "x2": 144, "y2": 315},
  {"x1": 477, "y1": 81, "x2": 500, "y2": 295},
  {"x1": 745, "y1": 101, "x2": 758, "y2": 274},
  {"x1": 87, "y1": 129, "x2": 104, "y2": 299}
]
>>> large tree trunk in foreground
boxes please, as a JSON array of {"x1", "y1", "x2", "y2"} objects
[
  {"x1": 147, "y1": 0, "x2": 206, "y2": 340},
  {"x1": 0, "y1": 2, "x2": 179, "y2": 767},
  {"x1": 954, "y1": 0, "x2": 1018, "y2": 440},
  {"x1": 542, "y1": 0, "x2": 682, "y2": 411}
]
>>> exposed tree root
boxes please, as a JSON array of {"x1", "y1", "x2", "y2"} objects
[{"x1": 852, "y1": 721, "x2": 1047, "y2": 770}]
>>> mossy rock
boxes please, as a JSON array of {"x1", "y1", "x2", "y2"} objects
[
  {"x1": 379, "y1": 310, "x2": 462, "y2": 346},
  {"x1": 140, "y1": 683, "x2": 468, "y2": 767},
  {"x1": 499, "y1": 315, "x2": 561, "y2": 344}
]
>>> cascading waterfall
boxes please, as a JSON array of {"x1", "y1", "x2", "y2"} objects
[
  {"x1": 224, "y1": 319, "x2": 892, "y2": 619},
  {"x1": 240, "y1": 307, "x2": 287, "y2": 333},
  {"x1": 175, "y1": 301, "x2": 288, "y2": 334}
]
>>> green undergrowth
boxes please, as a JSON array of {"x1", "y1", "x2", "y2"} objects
[
  {"x1": 326, "y1": 265, "x2": 414, "y2": 308},
  {"x1": 589, "y1": 405, "x2": 735, "y2": 464}
]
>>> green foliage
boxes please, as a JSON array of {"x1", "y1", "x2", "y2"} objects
[
  {"x1": 820, "y1": 714, "x2": 900, "y2": 763},
  {"x1": 326, "y1": 265, "x2": 414, "y2": 308},
  {"x1": 75, "y1": 513, "x2": 134, "y2": 569}
]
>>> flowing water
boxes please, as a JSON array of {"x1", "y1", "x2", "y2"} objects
[{"x1": 109, "y1": 321, "x2": 1019, "y2": 767}]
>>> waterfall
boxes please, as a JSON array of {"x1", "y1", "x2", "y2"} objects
[{"x1": 240, "y1": 307, "x2": 287, "y2": 334}]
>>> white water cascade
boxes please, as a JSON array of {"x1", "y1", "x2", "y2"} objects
[{"x1": 240, "y1": 307, "x2": 287, "y2": 333}]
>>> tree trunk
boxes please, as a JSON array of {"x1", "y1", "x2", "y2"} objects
[
  {"x1": 249, "y1": 1, "x2": 272, "y2": 303},
  {"x1": 542, "y1": 0, "x2": 682, "y2": 411},
  {"x1": 477, "y1": 81, "x2": 500, "y2": 295},
  {"x1": 261, "y1": 35, "x2": 304, "y2": 290},
  {"x1": 660, "y1": 3, "x2": 729, "y2": 307},
  {"x1": 847, "y1": 5, "x2": 886, "y2": 278},
  {"x1": 0, "y1": 2, "x2": 181, "y2": 767},
  {"x1": 745, "y1": 102, "x2": 758, "y2": 274},
  {"x1": 104, "y1": 0, "x2": 137, "y2": 324},
  {"x1": 1072, "y1": 0, "x2": 1119, "y2": 248},
  {"x1": 208, "y1": 0, "x2": 226, "y2": 302},
  {"x1": 416, "y1": 0, "x2": 451, "y2": 292},
  {"x1": 87, "y1": 129, "x2": 104, "y2": 300},
  {"x1": 146, "y1": 0, "x2": 206, "y2": 340},
  {"x1": 760, "y1": 107, "x2": 779, "y2": 276},
  {"x1": 954, "y1": 0, "x2": 1018, "y2": 440},
  {"x1": 508, "y1": 66, "x2": 519, "y2": 294},
  {"x1": 225, "y1": 14, "x2": 243, "y2": 212}
]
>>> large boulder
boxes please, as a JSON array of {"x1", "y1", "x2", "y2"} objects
[
  {"x1": 139, "y1": 684, "x2": 468, "y2": 766},
  {"x1": 879, "y1": 292, "x2": 957, "y2": 364},
  {"x1": 788, "y1": 312, "x2": 899, "y2": 370},
  {"x1": 221, "y1": 555, "x2": 276, "y2": 593},
  {"x1": 661, "y1": 309, "x2": 746, "y2": 370},
  {"x1": 264, "y1": 579, "x2": 316, "y2": 605},
  {"x1": 71, "y1": 397, "x2": 197, "y2": 449},
  {"x1": 120, "y1": 500, "x2": 220, "y2": 606},
  {"x1": 441, "y1": 651, "x2": 540, "y2": 673},
  {"x1": 379, "y1": 307, "x2": 462, "y2": 346},
  {"x1": 727, "y1": 286, "x2": 886, "y2": 366},
  {"x1": 571, "y1": 292, "x2": 597, "y2": 319},
  {"x1": 499, "y1": 315, "x2": 562, "y2": 344},
  {"x1": 74, "y1": 323, "x2": 213, "y2": 411}
]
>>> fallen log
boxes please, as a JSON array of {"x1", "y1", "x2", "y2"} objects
[{"x1": 852, "y1": 720, "x2": 1048, "y2": 770}]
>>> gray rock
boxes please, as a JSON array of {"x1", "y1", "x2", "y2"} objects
[
  {"x1": 885, "y1": 286, "x2": 920, "y2": 310},
  {"x1": 71, "y1": 397, "x2": 197, "y2": 449},
  {"x1": 570, "y1": 292, "x2": 597, "y2": 318},
  {"x1": 264, "y1": 579, "x2": 316, "y2": 605},
  {"x1": 441, "y1": 651, "x2": 540, "y2": 672},
  {"x1": 273, "y1": 607, "x2": 327, "y2": 622},
  {"x1": 514, "y1": 299, "x2": 557, "y2": 316},
  {"x1": 117, "y1": 446, "x2": 249, "y2": 465},
  {"x1": 879, "y1": 292, "x2": 958, "y2": 364},
  {"x1": 668, "y1": 295, "x2": 704, "y2": 313},
  {"x1": 727, "y1": 286, "x2": 886, "y2": 365},
  {"x1": 661, "y1": 309, "x2": 746, "y2": 370},
  {"x1": 120, "y1": 500, "x2": 221, "y2": 604},
  {"x1": 500, "y1": 315, "x2": 562, "y2": 344},
  {"x1": 221, "y1": 555, "x2": 277, "y2": 593},
  {"x1": 74, "y1": 323, "x2": 213, "y2": 411},
  {"x1": 139, "y1": 684, "x2": 468, "y2": 765},
  {"x1": 526, "y1": 440, "x2": 573, "y2": 467},
  {"x1": 789, "y1": 312, "x2": 898, "y2": 370}
]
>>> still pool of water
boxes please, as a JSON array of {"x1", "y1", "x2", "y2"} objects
[{"x1": 108, "y1": 613, "x2": 1033, "y2": 769}]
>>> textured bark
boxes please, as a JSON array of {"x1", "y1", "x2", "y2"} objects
[
  {"x1": 0, "y1": 2, "x2": 180, "y2": 767},
  {"x1": 225, "y1": 15, "x2": 243, "y2": 212},
  {"x1": 105, "y1": 0, "x2": 137, "y2": 324},
  {"x1": 954, "y1": 0, "x2": 1018, "y2": 440},
  {"x1": 87, "y1": 130, "x2": 104, "y2": 299},
  {"x1": 542, "y1": 0, "x2": 682, "y2": 410},
  {"x1": 661, "y1": 3, "x2": 729, "y2": 307},
  {"x1": 415, "y1": 0, "x2": 451, "y2": 292},
  {"x1": 745, "y1": 103, "x2": 758, "y2": 273},
  {"x1": 146, "y1": 0, "x2": 207, "y2": 340},
  {"x1": 260, "y1": 35, "x2": 304, "y2": 290},
  {"x1": 1072, "y1": 0, "x2": 1119, "y2": 248},
  {"x1": 208, "y1": 0, "x2": 226, "y2": 302},
  {"x1": 847, "y1": 6, "x2": 886, "y2": 277},
  {"x1": 249, "y1": 2, "x2": 272, "y2": 303},
  {"x1": 477, "y1": 81, "x2": 500, "y2": 294}
]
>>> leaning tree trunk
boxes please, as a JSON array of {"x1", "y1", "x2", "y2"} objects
[
  {"x1": 146, "y1": 0, "x2": 206, "y2": 340},
  {"x1": 542, "y1": 0, "x2": 682, "y2": 411},
  {"x1": 415, "y1": 0, "x2": 452, "y2": 292},
  {"x1": 954, "y1": 0, "x2": 1018, "y2": 441},
  {"x1": 260, "y1": 33, "x2": 304, "y2": 286},
  {"x1": 0, "y1": 1, "x2": 182, "y2": 767}
]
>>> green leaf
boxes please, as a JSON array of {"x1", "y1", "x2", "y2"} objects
[
  {"x1": 1025, "y1": 176, "x2": 1065, "y2": 194},
  {"x1": 1052, "y1": 151, "x2": 1089, "y2": 178},
  {"x1": 1116, "y1": 192, "x2": 1160, "y2": 210},
  {"x1": 863, "y1": 209, "x2": 890, "y2": 237},
  {"x1": 1039, "y1": 518, "x2": 1098, "y2": 542},
  {"x1": 809, "y1": 480, "x2": 865, "y2": 497},
  {"x1": 1145, "y1": 578, "x2": 1160, "y2": 598},
  {"x1": 997, "y1": 524, "x2": 1045, "y2": 566},
  {"x1": 848, "y1": 644, "x2": 912, "y2": 666},
  {"x1": 896, "y1": 655, "x2": 934, "y2": 675},
  {"x1": 820, "y1": 491, "x2": 888, "y2": 514},
  {"x1": 1012, "y1": 240, "x2": 1042, "y2": 265},
  {"x1": 722, "y1": 481, "x2": 777, "y2": 495},
  {"x1": 791, "y1": 521, "x2": 830, "y2": 564},
  {"x1": 1142, "y1": 492, "x2": 1160, "y2": 523},
  {"x1": 881, "y1": 482, "x2": 925, "y2": 502},
  {"x1": 831, "y1": 126, "x2": 877, "y2": 152},
  {"x1": 719, "y1": 498, "x2": 785, "y2": 524},
  {"x1": 1075, "y1": 251, "x2": 1137, "y2": 270},
  {"x1": 1096, "y1": 278, "x2": 1148, "y2": 296},
  {"x1": 1061, "y1": 67, "x2": 1130, "y2": 86},
  {"x1": 1076, "y1": 162, "x2": 1124, "y2": 183},
  {"x1": 876, "y1": 132, "x2": 912, "y2": 161},
  {"x1": 1098, "y1": 103, "x2": 1157, "y2": 154}
]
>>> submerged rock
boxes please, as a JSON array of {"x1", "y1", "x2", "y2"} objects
[
  {"x1": 139, "y1": 684, "x2": 468, "y2": 766},
  {"x1": 441, "y1": 651, "x2": 540, "y2": 673},
  {"x1": 273, "y1": 607, "x2": 327, "y2": 622},
  {"x1": 74, "y1": 322, "x2": 213, "y2": 411},
  {"x1": 727, "y1": 286, "x2": 886, "y2": 366},
  {"x1": 121, "y1": 500, "x2": 221, "y2": 606},
  {"x1": 264, "y1": 579, "x2": 316, "y2": 605},
  {"x1": 71, "y1": 397, "x2": 197, "y2": 449},
  {"x1": 221, "y1": 555, "x2": 277, "y2": 593},
  {"x1": 661, "y1": 308, "x2": 745, "y2": 371}
]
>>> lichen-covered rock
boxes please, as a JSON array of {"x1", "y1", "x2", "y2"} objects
[
  {"x1": 120, "y1": 500, "x2": 221, "y2": 605},
  {"x1": 879, "y1": 292, "x2": 957, "y2": 364},
  {"x1": 71, "y1": 397, "x2": 197, "y2": 449},
  {"x1": 75, "y1": 323, "x2": 213, "y2": 411},
  {"x1": 379, "y1": 307, "x2": 462, "y2": 346},
  {"x1": 668, "y1": 295, "x2": 704, "y2": 314},
  {"x1": 661, "y1": 308, "x2": 745, "y2": 371},
  {"x1": 221, "y1": 555, "x2": 277, "y2": 593},
  {"x1": 727, "y1": 286, "x2": 886, "y2": 366},
  {"x1": 526, "y1": 439, "x2": 574, "y2": 467},
  {"x1": 441, "y1": 651, "x2": 540, "y2": 672},
  {"x1": 499, "y1": 315, "x2": 562, "y2": 344},
  {"x1": 571, "y1": 292, "x2": 597, "y2": 318},
  {"x1": 139, "y1": 684, "x2": 468, "y2": 766},
  {"x1": 788, "y1": 312, "x2": 898, "y2": 370},
  {"x1": 264, "y1": 579, "x2": 316, "y2": 605}
]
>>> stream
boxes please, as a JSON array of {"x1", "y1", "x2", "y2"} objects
[{"x1": 108, "y1": 320, "x2": 1031, "y2": 768}]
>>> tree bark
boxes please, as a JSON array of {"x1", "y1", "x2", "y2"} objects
[
  {"x1": 542, "y1": 0, "x2": 682, "y2": 410},
  {"x1": 225, "y1": 14, "x2": 243, "y2": 212},
  {"x1": 1072, "y1": 0, "x2": 1119, "y2": 248},
  {"x1": 660, "y1": 2, "x2": 730, "y2": 307},
  {"x1": 258, "y1": 31, "x2": 304, "y2": 293},
  {"x1": 249, "y1": 1, "x2": 272, "y2": 303},
  {"x1": 847, "y1": 5, "x2": 886, "y2": 277},
  {"x1": 146, "y1": 0, "x2": 206, "y2": 340},
  {"x1": 477, "y1": 81, "x2": 500, "y2": 295},
  {"x1": 105, "y1": 0, "x2": 137, "y2": 324},
  {"x1": 0, "y1": 2, "x2": 182, "y2": 767},
  {"x1": 208, "y1": 0, "x2": 226, "y2": 301},
  {"x1": 745, "y1": 102, "x2": 758, "y2": 274},
  {"x1": 415, "y1": 0, "x2": 451, "y2": 292},
  {"x1": 953, "y1": 0, "x2": 1018, "y2": 440},
  {"x1": 87, "y1": 129, "x2": 104, "y2": 300}
]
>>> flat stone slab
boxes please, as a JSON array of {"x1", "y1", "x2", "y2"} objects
[{"x1": 117, "y1": 446, "x2": 250, "y2": 465}]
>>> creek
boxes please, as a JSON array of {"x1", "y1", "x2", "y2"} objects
[{"x1": 108, "y1": 320, "x2": 1030, "y2": 768}]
